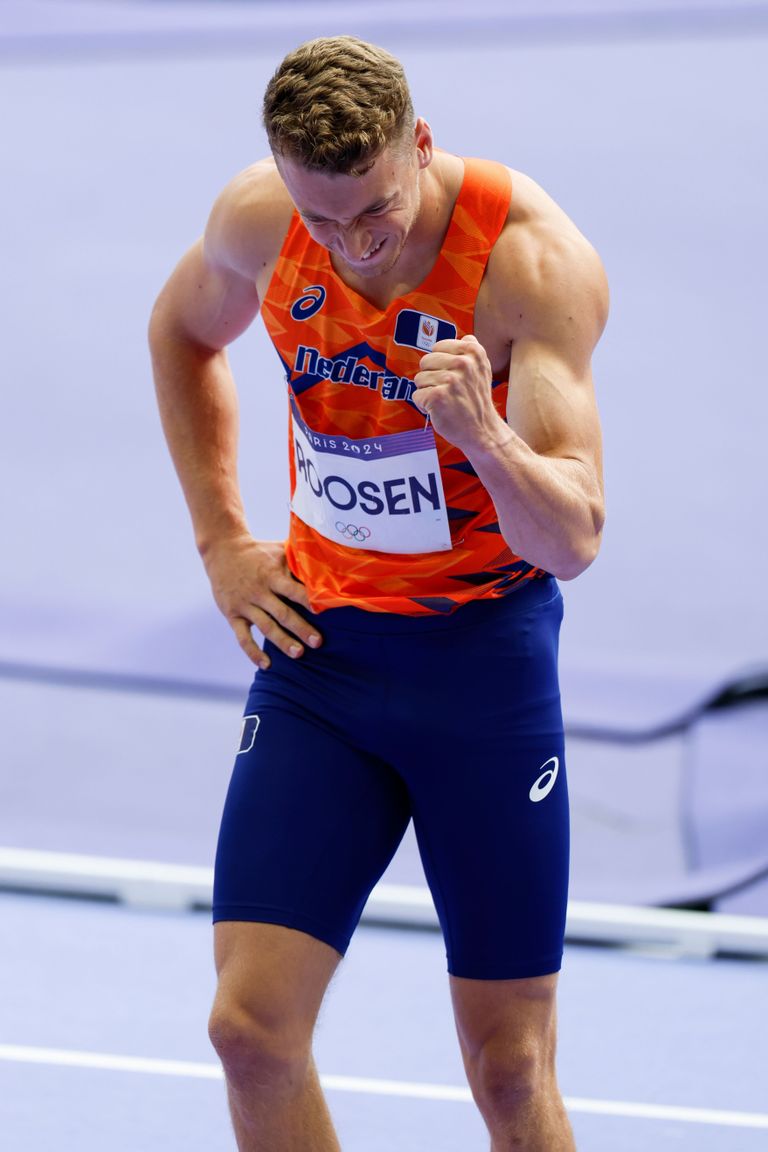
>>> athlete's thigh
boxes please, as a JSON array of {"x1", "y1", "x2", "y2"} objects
[
  {"x1": 413, "y1": 732, "x2": 569, "y2": 980},
  {"x1": 213, "y1": 687, "x2": 411, "y2": 958},
  {"x1": 401, "y1": 584, "x2": 568, "y2": 980}
]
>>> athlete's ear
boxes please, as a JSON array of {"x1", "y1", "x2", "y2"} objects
[{"x1": 413, "y1": 118, "x2": 434, "y2": 169}]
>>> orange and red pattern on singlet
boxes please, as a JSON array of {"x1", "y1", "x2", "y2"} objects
[{"x1": 260, "y1": 156, "x2": 547, "y2": 615}]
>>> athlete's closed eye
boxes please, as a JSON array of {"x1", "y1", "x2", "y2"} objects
[{"x1": 300, "y1": 198, "x2": 396, "y2": 227}]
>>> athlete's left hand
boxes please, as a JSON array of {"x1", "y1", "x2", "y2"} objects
[{"x1": 411, "y1": 334, "x2": 506, "y2": 452}]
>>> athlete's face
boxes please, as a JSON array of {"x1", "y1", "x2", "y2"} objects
[{"x1": 277, "y1": 119, "x2": 433, "y2": 279}]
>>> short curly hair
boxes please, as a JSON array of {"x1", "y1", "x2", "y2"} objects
[{"x1": 263, "y1": 36, "x2": 415, "y2": 175}]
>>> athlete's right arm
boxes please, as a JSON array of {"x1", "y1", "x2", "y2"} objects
[{"x1": 148, "y1": 172, "x2": 321, "y2": 668}]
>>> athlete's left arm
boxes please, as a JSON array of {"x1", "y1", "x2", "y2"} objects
[{"x1": 413, "y1": 222, "x2": 608, "y2": 580}]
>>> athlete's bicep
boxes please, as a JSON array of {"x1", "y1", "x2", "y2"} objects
[
  {"x1": 151, "y1": 237, "x2": 261, "y2": 353},
  {"x1": 504, "y1": 223, "x2": 607, "y2": 472},
  {"x1": 506, "y1": 338, "x2": 603, "y2": 478}
]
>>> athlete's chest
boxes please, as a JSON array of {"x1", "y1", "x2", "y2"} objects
[{"x1": 279, "y1": 304, "x2": 512, "y2": 412}]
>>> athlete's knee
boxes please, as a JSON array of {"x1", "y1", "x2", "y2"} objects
[
  {"x1": 462, "y1": 1011, "x2": 560, "y2": 1130},
  {"x1": 209, "y1": 922, "x2": 339, "y2": 1092},
  {"x1": 468, "y1": 1035, "x2": 549, "y2": 1119},
  {"x1": 452, "y1": 970, "x2": 561, "y2": 1123},
  {"x1": 208, "y1": 990, "x2": 312, "y2": 1092}
]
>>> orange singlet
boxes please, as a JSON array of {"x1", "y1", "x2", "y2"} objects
[{"x1": 260, "y1": 156, "x2": 547, "y2": 615}]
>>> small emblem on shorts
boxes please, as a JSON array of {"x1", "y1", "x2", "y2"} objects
[
  {"x1": 529, "y1": 756, "x2": 559, "y2": 802},
  {"x1": 236, "y1": 714, "x2": 260, "y2": 755}
]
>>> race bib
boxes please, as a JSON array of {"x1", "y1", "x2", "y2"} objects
[{"x1": 289, "y1": 398, "x2": 452, "y2": 554}]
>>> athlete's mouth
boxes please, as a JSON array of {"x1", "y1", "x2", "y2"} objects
[{"x1": 360, "y1": 239, "x2": 384, "y2": 261}]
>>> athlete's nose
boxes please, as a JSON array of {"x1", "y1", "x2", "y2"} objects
[{"x1": 337, "y1": 222, "x2": 373, "y2": 262}]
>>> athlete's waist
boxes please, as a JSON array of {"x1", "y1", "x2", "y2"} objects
[{"x1": 306, "y1": 574, "x2": 559, "y2": 635}]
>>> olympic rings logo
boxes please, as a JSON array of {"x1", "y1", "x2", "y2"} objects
[{"x1": 336, "y1": 522, "x2": 372, "y2": 542}]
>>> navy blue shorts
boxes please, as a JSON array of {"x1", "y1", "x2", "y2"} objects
[{"x1": 213, "y1": 576, "x2": 569, "y2": 980}]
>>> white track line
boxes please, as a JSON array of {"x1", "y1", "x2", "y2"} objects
[
  {"x1": 0, "y1": 1044, "x2": 222, "y2": 1080},
  {"x1": 1, "y1": 1044, "x2": 767, "y2": 1130}
]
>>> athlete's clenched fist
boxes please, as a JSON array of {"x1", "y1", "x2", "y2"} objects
[{"x1": 411, "y1": 334, "x2": 505, "y2": 452}]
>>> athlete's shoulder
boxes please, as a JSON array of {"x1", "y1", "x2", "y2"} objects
[
  {"x1": 204, "y1": 157, "x2": 295, "y2": 280},
  {"x1": 485, "y1": 167, "x2": 609, "y2": 340}
]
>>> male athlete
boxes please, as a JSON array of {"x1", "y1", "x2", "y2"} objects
[{"x1": 149, "y1": 35, "x2": 607, "y2": 1152}]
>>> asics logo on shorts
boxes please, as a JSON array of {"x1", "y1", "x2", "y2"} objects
[
  {"x1": 237, "y1": 714, "x2": 260, "y2": 755},
  {"x1": 336, "y1": 522, "x2": 372, "y2": 542},
  {"x1": 529, "y1": 756, "x2": 559, "y2": 802}
]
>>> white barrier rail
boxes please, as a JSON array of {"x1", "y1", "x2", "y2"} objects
[{"x1": 1, "y1": 846, "x2": 767, "y2": 959}]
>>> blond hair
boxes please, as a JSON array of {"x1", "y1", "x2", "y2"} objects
[{"x1": 263, "y1": 36, "x2": 414, "y2": 175}]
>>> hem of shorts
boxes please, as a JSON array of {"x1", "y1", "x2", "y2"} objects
[
  {"x1": 446, "y1": 951, "x2": 563, "y2": 981},
  {"x1": 212, "y1": 904, "x2": 350, "y2": 957}
]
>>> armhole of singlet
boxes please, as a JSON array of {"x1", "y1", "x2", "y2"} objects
[
  {"x1": 261, "y1": 209, "x2": 305, "y2": 310},
  {"x1": 465, "y1": 157, "x2": 513, "y2": 246}
]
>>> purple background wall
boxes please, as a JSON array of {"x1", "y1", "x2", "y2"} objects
[{"x1": 1, "y1": 1, "x2": 766, "y2": 910}]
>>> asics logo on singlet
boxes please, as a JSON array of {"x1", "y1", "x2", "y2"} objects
[
  {"x1": 236, "y1": 714, "x2": 260, "y2": 755},
  {"x1": 336, "y1": 522, "x2": 372, "y2": 542},
  {"x1": 290, "y1": 285, "x2": 326, "y2": 321},
  {"x1": 529, "y1": 756, "x2": 559, "y2": 803}
]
